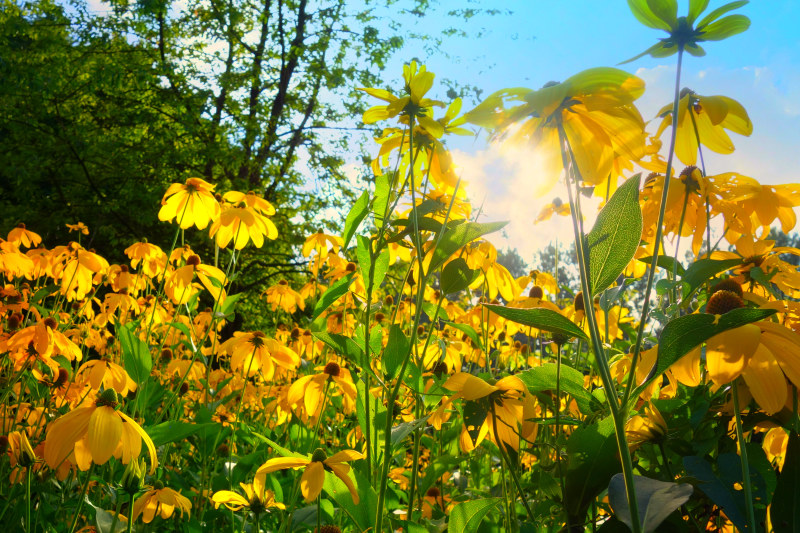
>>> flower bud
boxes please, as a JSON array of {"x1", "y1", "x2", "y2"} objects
[{"x1": 120, "y1": 458, "x2": 145, "y2": 495}]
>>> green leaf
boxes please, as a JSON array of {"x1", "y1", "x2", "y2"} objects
[
  {"x1": 383, "y1": 324, "x2": 410, "y2": 380},
  {"x1": 440, "y1": 257, "x2": 480, "y2": 294},
  {"x1": 696, "y1": 0, "x2": 748, "y2": 28},
  {"x1": 620, "y1": 41, "x2": 676, "y2": 64},
  {"x1": 700, "y1": 14, "x2": 750, "y2": 41},
  {"x1": 216, "y1": 292, "x2": 243, "y2": 319},
  {"x1": 322, "y1": 470, "x2": 376, "y2": 532},
  {"x1": 356, "y1": 235, "x2": 390, "y2": 289},
  {"x1": 312, "y1": 273, "x2": 354, "y2": 321},
  {"x1": 685, "y1": 43, "x2": 707, "y2": 57},
  {"x1": 627, "y1": 0, "x2": 672, "y2": 30},
  {"x1": 428, "y1": 221, "x2": 507, "y2": 274},
  {"x1": 682, "y1": 455, "x2": 748, "y2": 531},
  {"x1": 687, "y1": 0, "x2": 710, "y2": 23},
  {"x1": 483, "y1": 304, "x2": 588, "y2": 341},
  {"x1": 443, "y1": 321, "x2": 484, "y2": 352},
  {"x1": 565, "y1": 416, "x2": 621, "y2": 525},
  {"x1": 608, "y1": 474, "x2": 693, "y2": 533},
  {"x1": 632, "y1": 308, "x2": 776, "y2": 398},
  {"x1": 373, "y1": 174, "x2": 391, "y2": 232},
  {"x1": 390, "y1": 414, "x2": 431, "y2": 449},
  {"x1": 771, "y1": 431, "x2": 800, "y2": 530},
  {"x1": 645, "y1": 0, "x2": 678, "y2": 29},
  {"x1": 251, "y1": 433, "x2": 307, "y2": 459},
  {"x1": 587, "y1": 174, "x2": 642, "y2": 295},
  {"x1": 342, "y1": 190, "x2": 370, "y2": 250},
  {"x1": 638, "y1": 255, "x2": 685, "y2": 276},
  {"x1": 679, "y1": 257, "x2": 742, "y2": 298},
  {"x1": 145, "y1": 421, "x2": 218, "y2": 447},
  {"x1": 518, "y1": 363, "x2": 604, "y2": 416},
  {"x1": 118, "y1": 322, "x2": 152, "y2": 385},
  {"x1": 312, "y1": 332, "x2": 364, "y2": 363},
  {"x1": 448, "y1": 498, "x2": 501, "y2": 533}
]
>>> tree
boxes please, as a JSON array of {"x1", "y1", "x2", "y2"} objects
[{"x1": 496, "y1": 247, "x2": 527, "y2": 279}]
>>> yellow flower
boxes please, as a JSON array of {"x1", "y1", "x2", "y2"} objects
[
  {"x1": 534, "y1": 198, "x2": 570, "y2": 224},
  {"x1": 66, "y1": 222, "x2": 89, "y2": 235},
  {"x1": 654, "y1": 90, "x2": 752, "y2": 166},
  {"x1": 50, "y1": 243, "x2": 109, "y2": 301},
  {"x1": 211, "y1": 478, "x2": 285, "y2": 513},
  {"x1": 44, "y1": 389, "x2": 157, "y2": 472},
  {"x1": 443, "y1": 372, "x2": 537, "y2": 452},
  {"x1": 302, "y1": 230, "x2": 343, "y2": 261},
  {"x1": 219, "y1": 331, "x2": 299, "y2": 380},
  {"x1": 132, "y1": 482, "x2": 192, "y2": 523},
  {"x1": 7, "y1": 223, "x2": 42, "y2": 249},
  {"x1": 287, "y1": 361, "x2": 357, "y2": 419},
  {"x1": 466, "y1": 67, "x2": 647, "y2": 192},
  {"x1": 158, "y1": 177, "x2": 220, "y2": 230},
  {"x1": 124, "y1": 242, "x2": 167, "y2": 278},
  {"x1": 264, "y1": 280, "x2": 305, "y2": 313},
  {"x1": 76, "y1": 359, "x2": 137, "y2": 396},
  {"x1": 209, "y1": 191, "x2": 278, "y2": 250},
  {"x1": 164, "y1": 254, "x2": 227, "y2": 305},
  {"x1": 626, "y1": 403, "x2": 667, "y2": 450},
  {"x1": 726, "y1": 182, "x2": 800, "y2": 236},
  {"x1": 625, "y1": 0, "x2": 750, "y2": 61},
  {"x1": 255, "y1": 448, "x2": 364, "y2": 503}
]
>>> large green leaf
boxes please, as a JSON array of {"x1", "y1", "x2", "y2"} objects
[
  {"x1": 771, "y1": 431, "x2": 800, "y2": 530},
  {"x1": 586, "y1": 174, "x2": 642, "y2": 295},
  {"x1": 311, "y1": 273, "x2": 354, "y2": 321},
  {"x1": 443, "y1": 321, "x2": 484, "y2": 351},
  {"x1": 322, "y1": 470, "x2": 376, "y2": 532},
  {"x1": 428, "y1": 221, "x2": 507, "y2": 274},
  {"x1": 632, "y1": 308, "x2": 776, "y2": 398},
  {"x1": 356, "y1": 235, "x2": 389, "y2": 289},
  {"x1": 145, "y1": 421, "x2": 218, "y2": 447},
  {"x1": 312, "y1": 332, "x2": 364, "y2": 364},
  {"x1": 683, "y1": 455, "x2": 748, "y2": 531},
  {"x1": 519, "y1": 363, "x2": 604, "y2": 416},
  {"x1": 700, "y1": 13, "x2": 750, "y2": 41},
  {"x1": 627, "y1": 0, "x2": 672, "y2": 30},
  {"x1": 118, "y1": 322, "x2": 152, "y2": 385},
  {"x1": 373, "y1": 173, "x2": 392, "y2": 232},
  {"x1": 679, "y1": 257, "x2": 742, "y2": 299},
  {"x1": 696, "y1": 0, "x2": 749, "y2": 28},
  {"x1": 608, "y1": 474, "x2": 692, "y2": 533},
  {"x1": 448, "y1": 498, "x2": 501, "y2": 533},
  {"x1": 483, "y1": 304, "x2": 588, "y2": 341},
  {"x1": 645, "y1": 0, "x2": 677, "y2": 29},
  {"x1": 342, "y1": 190, "x2": 369, "y2": 250},
  {"x1": 440, "y1": 257, "x2": 480, "y2": 294},
  {"x1": 383, "y1": 324, "x2": 410, "y2": 380},
  {"x1": 565, "y1": 416, "x2": 620, "y2": 525}
]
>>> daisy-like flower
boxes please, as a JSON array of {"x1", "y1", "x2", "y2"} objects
[
  {"x1": 626, "y1": 403, "x2": 668, "y2": 450},
  {"x1": 124, "y1": 241, "x2": 167, "y2": 278},
  {"x1": 164, "y1": 254, "x2": 227, "y2": 305},
  {"x1": 7, "y1": 223, "x2": 42, "y2": 249},
  {"x1": 287, "y1": 361, "x2": 357, "y2": 419},
  {"x1": 157, "y1": 177, "x2": 221, "y2": 230},
  {"x1": 302, "y1": 230, "x2": 343, "y2": 262},
  {"x1": 711, "y1": 235, "x2": 800, "y2": 296},
  {"x1": 465, "y1": 67, "x2": 647, "y2": 192},
  {"x1": 264, "y1": 280, "x2": 305, "y2": 313},
  {"x1": 219, "y1": 331, "x2": 299, "y2": 380},
  {"x1": 50, "y1": 243, "x2": 109, "y2": 301},
  {"x1": 66, "y1": 222, "x2": 89, "y2": 235},
  {"x1": 463, "y1": 241, "x2": 520, "y2": 302},
  {"x1": 131, "y1": 481, "x2": 192, "y2": 523},
  {"x1": 727, "y1": 182, "x2": 800, "y2": 236},
  {"x1": 211, "y1": 477, "x2": 285, "y2": 514},
  {"x1": 534, "y1": 198, "x2": 570, "y2": 224},
  {"x1": 359, "y1": 60, "x2": 445, "y2": 136},
  {"x1": 5, "y1": 317, "x2": 82, "y2": 373},
  {"x1": 654, "y1": 90, "x2": 752, "y2": 166},
  {"x1": 44, "y1": 389, "x2": 156, "y2": 472},
  {"x1": 209, "y1": 191, "x2": 278, "y2": 250},
  {"x1": 443, "y1": 372, "x2": 537, "y2": 452},
  {"x1": 255, "y1": 448, "x2": 364, "y2": 504},
  {"x1": 76, "y1": 358, "x2": 137, "y2": 396}
]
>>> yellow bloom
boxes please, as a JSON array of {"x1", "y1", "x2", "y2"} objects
[
  {"x1": 255, "y1": 448, "x2": 364, "y2": 503},
  {"x1": 209, "y1": 191, "x2": 278, "y2": 250},
  {"x1": 76, "y1": 359, "x2": 137, "y2": 396},
  {"x1": 7, "y1": 223, "x2": 42, "y2": 249},
  {"x1": 219, "y1": 331, "x2": 299, "y2": 380},
  {"x1": 655, "y1": 90, "x2": 752, "y2": 166},
  {"x1": 534, "y1": 198, "x2": 570, "y2": 224},
  {"x1": 443, "y1": 372, "x2": 537, "y2": 452},
  {"x1": 50, "y1": 243, "x2": 109, "y2": 301},
  {"x1": 158, "y1": 177, "x2": 220, "y2": 230},
  {"x1": 302, "y1": 230, "x2": 343, "y2": 261},
  {"x1": 66, "y1": 222, "x2": 89, "y2": 235},
  {"x1": 124, "y1": 242, "x2": 167, "y2": 278},
  {"x1": 164, "y1": 254, "x2": 227, "y2": 305},
  {"x1": 44, "y1": 389, "x2": 157, "y2": 472},
  {"x1": 211, "y1": 478, "x2": 285, "y2": 513},
  {"x1": 132, "y1": 482, "x2": 192, "y2": 523},
  {"x1": 287, "y1": 361, "x2": 357, "y2": 418},
  {"x1": 264, "y1": 280, "x2": 305, "y2": 313},
  {"x1": 466, "y1": 67, "x2": 647, "y2": 192},
  {"x1": 626, "y1": 403, "x2": 667, "y2": 450}
]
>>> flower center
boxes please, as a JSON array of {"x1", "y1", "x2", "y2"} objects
[
  {"x1": 311, "y1": 448, "x2": 328, "y2": 463},
  {"x1": 324, "y1": 362, "x2": 341, "y2": 377}
]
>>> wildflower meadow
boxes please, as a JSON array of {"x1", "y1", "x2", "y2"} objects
[{"x1": 2, "y1": 0, "x2": 800, "y2": 532}]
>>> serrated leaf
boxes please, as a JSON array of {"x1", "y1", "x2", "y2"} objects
[
  {"x1": 587, "y1": 174, "x2": 642, "y2": 295},
  {"x1": 680, "y1": 258, "x2": 742, "y2": 299},
  {"x1": 428, "y1": 221, "x2": 507, "y2": 274},
  {"x1": 771, "y1": 431, "x2": 800, "y2": 530},
  {"x1": 118, "y1": 322, "x2": 152, "y2": 385},
  {"x1": 343, "y1": 190, "x2": 370, "y2": 250},
  {"x1": 632, "y1": 308, "x2": 776, "y2": 399},
  {"x1": 448, "y1": 498, "x2": 501, "y2": 533},
  {"x1": 638, "y1": 255, "x2": 685, "y2": 276},
  {"x1": 518, "y1": 363, "x2": 603, "y2": 416},
  {"x1": 312, "y1": 273, "x2": 354, "y2": 321},
  {"x1": 483, "y1": 304, "x2": 588, "y2": 341},
  {"x1": 608, "y1": 474, "x2": 693, "y2": 533},
  {"x1": 440, "y1": 257, "x2": 480, "y2": 294}
]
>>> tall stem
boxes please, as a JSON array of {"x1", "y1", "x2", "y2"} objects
[
  {"x1": 623, "y1": 47, "x2": 685, "y2": 408},
  {"x1": 69, "y1": 464, "x2": 95, "y2": 533},
  {"x1": 732, "y1": 380, "x2": 756, "y2": 531},
  {"x1": 490, "y1": 405, "x2": 534, "y2": 522}
]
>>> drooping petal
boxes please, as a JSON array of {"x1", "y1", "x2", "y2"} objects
[
  {"x1": 326, "y1": 449, "x2": 364, "y2": 465},
  {"x1": 87, "y1": 406, "x2": 123, "y2": 465},
  {"x1": 706, "y1": 324, "x2": 761, "y2": 384},
  {"x1": 300, "y1": 461, "x2": 325, "y2": 502},
  {"x1": 741, "y1": 344, "x2": 787, "y2": 415},
  {"x1": 44, "y1": 406, "x2": 93, "y2": 470},
  {"x1": 328, "y1": 462, "x2": 360, "y2": 504},
  {"x1": 256, "y1": 457, "x2": 309, "y2": 476},
  {"x1": 443, "y1": 372, "x2": 497, "y2": 400}
]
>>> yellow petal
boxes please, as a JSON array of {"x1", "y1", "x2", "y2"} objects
[
  {"x1": 328, "y1": 462, "x2": 360, "y2": 504},
  {"x1": 256, "y1": 456, "x2": 309, "y2": 476},
  {"x1": 326, "y1": 449, "x2": 364, "y2": 464},
  {"x1": 443, "y1": 372, "x2": 497, "y2": 400},
  {"x1": 706, "y1": 324, "x2": 761, "y2": 384},
  {"x1": 741, "y1": 344, "x2": 787, "y2": 415},
  {"x1": 44, "y1": 406, "x2": 93, "y2": 470},
  {"x1": 300, "y1": 461, "x2": 325, "y2": 502},
  {"x1": 88, "y1": 406, "x2": 123, "y2": 465}
]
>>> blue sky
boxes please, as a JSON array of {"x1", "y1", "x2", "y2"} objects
[{"x1": 367, "y1": 0, "x2": 800, "y2": 261}]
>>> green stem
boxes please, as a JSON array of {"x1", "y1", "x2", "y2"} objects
[
  {"x1": 69, "y1": 464, "x2": 95, "y2": 533},
  {"x1": 623, "y1": 47, "x2": 685, "y2": 408},
  {"x1": 732, "y1": 380, "x2": 756, "y2": 531},
  {"x1": 126, "y1": 492, "x2": 135, "y2": 533},
  {"x1": 555, "y1": 344, "x2": 570, "y2": 529},
  {"x1": 316, "y1": 495, "x2": 321, "y2": 533},
  {"x1": 490, "y1": 404, "x2": 534, "y2": 522},
  {"x1": 26, "y1": 466, "x2": 32, "y2": 532}
]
